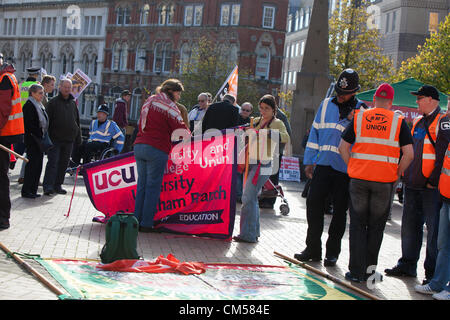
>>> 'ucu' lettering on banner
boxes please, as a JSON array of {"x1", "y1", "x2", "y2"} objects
[{"x1": 93, "y1": 164, "x2": 137, "y2": 195}]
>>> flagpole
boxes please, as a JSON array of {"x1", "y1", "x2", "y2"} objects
[{"x1": 213, "y1": 65, "x2": 238, "y2": 103}]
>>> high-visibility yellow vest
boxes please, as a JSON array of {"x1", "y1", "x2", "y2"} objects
[{"x1": 19, "y1": 80, "x2": 38, "y2": 106}]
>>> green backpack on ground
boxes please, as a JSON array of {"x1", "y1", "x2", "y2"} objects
[{"x1": 100, "y1": 212, "x2": 140, "y2": 264}]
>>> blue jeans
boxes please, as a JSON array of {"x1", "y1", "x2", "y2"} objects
[
  {"x1": 238, "y1": 164, "x2": 270, "y2": 242},
  {"x1": 429, "y1": 201, "x2": 450, "y2": 292},
  {"x1": 236, "y1": 173, "x2": 243, "y2": 199},
  {"x1": 133, "y1": 144, "x2": 168, "y2": 228},
  {"x1": 397, "y1": 187, "x2": 441, "y2": 279}
]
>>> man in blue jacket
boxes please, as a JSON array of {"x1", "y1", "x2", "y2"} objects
[
  {"x1": 72, "y1": 104, "x2": 124, "y2": 166},
  {"x1": 294, "y1": 69, "x2": 366, "y2": 267}
]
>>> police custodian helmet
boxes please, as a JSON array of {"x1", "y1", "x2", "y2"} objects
[{"x1": 334, "y1": 68, "x2": 361, "y2": 95}]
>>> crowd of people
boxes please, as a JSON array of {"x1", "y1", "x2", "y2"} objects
[{"x1": 0, "y1": 53, "x2": 448, "y2": 300}]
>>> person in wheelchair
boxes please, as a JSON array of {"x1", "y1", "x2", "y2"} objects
[{"x1": 71, "y1": 104, "x2": 124, "y2": 166}]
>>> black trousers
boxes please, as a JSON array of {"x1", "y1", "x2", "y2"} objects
[
  {"x1": 43, "y1": 141, "x2": 73, "y2": 192},
  {"x1": 348, "y1": 178, "x2": 393, "y2": 277},
  {"x1": 21, "y1": 142, "x2": 43, "y2": 195},
  {"x1": 72, "y1": 141, "x2": 108, "y2": 165},
  {"x1": 305, "y1": 165, "x2": 350, "y2": 258},
  {"x1": 0, "y1": 148, "x2": 11, "y2": 225}
]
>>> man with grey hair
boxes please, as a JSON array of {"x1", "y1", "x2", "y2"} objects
[
  {"x1": 202, "y1": 93, "x2": 240, "y2": 133},
  {"x1": 43, "y1": 78, "x2": 81, "y2": 196},
  {"x1": 188, "y1": 92, "x2": 210, "y2": 133}
]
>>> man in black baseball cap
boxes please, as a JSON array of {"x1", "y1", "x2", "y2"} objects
[{"x1": 410, "y1": 85, "x2": 440, "y2": 101}]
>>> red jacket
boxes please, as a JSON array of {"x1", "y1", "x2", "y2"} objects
[
  {"x1": 112, "y1": 98, "x2": 128, "y2": 129},
  {"x1": 134, "y1": 93, "x2": 189, "y2": 154}
]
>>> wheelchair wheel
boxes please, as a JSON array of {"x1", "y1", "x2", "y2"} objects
[{"x1": 100, "y1": 147, "x2": 118, "y2": 160}]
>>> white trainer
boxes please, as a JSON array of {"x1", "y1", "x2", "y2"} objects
[
  {"x1": 414, "y1": 284, "x2": 438, "y2": 295},
  {"x1": 432, "y1": 290, "x2": 450, "y2": 300}
]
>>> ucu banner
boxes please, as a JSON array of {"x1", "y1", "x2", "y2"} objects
[{"x1": 81, "y1": 132, "x2": 237, "y2": 240}]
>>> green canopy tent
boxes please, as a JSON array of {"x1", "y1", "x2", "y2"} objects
[{"x1": 357, "y1": 78, "x2": 448, "y2": 122}]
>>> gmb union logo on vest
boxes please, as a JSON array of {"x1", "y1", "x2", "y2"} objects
[
  {"x1": 365, "y1": 113, "x2": 388, "y2": 131},
  {"x1": 92, "y1": 164, "x2": 137, "y2": 195}
]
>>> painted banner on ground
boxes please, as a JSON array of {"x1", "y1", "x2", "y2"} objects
[{"x1": 81, "y1": 132, "x2": 237, "y2": 239}]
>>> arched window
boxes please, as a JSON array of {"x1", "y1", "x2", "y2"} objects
[
  {"x1": 62, "y1": 55, "x2": 67, "y2": 74},
  {"x1": 82, "y1": 54, "x2": 90, "y2": 75},
  {"x1": 135, "y1": 45, "x2": 146, "y2": 71},
  {"x1": 179, "y1": 43, "x2": 191, "y2": 73},
  {"x1": 112, "y1": 43, "x2": 120, "y2": 70},
  {"x1": 120, "y1": 43, "x2": 128, "y2": 71},
  {"x1": 153, "y1": 43, "x2": 163, "y2": 73},
  {"x1": 92, "y1": 54, "x2": 98, "y2": 76},
  {"x1": 163, "y1": 43, "x2": 172, "y2": 73},
  {"x1": 255, "y1": 47, "x2": 270, "y2": 80},
  {"x1": 229, "y1": 44, "x2": 239, "y2": 68},
  {"x1": 140, "y1": 4, "x2": 150, "y2": 25}
]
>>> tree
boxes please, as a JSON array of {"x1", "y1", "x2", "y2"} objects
[
  {"x1": 328, "y1": 0, "x2": 394, "y2": 91},
  {"x1": 394, "y1": 14, "x2": 450, "y2": 95},
  {"x1": 177, "y1": 37, "x2": 259, "y2": 110}
]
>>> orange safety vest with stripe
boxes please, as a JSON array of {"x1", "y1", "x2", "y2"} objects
[
  {"x1": 0, "y1": 72, "x2": 24, "y2": 137},
  {"x1": 438, "y1": 144, "x2": 450, "y2": 199},
  {"x1": 411, "y1": 112, "x2": 445, "y2": 178},
  {"x1": 348, "y1": 107, "x2": 402, "y2": 183}
]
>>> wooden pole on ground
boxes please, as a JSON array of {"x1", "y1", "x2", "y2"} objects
[
  {"x1": 0, "y1": 143, "x2": 29, "y2": 162},
  {"x1": 0, "y1": 242, "x2": 65, "y2": 298},
  {"x1": 274, "y1": 251, "x2": 381, "y2": 301}
]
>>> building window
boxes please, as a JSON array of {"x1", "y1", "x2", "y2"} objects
[
  {"x1": 385, "y1": 12, "x2": 390, "y2": 34},
  {"x1": 135, "y1": 46, "x2": 146, "y2": 71},
  {"x1": 255, "y1": 47, "x2": 270, "y2": 80},
  {"x1": 158, "y1": 4, "x2": 175, "y2": 26},
  {"x1": 112, "y1": 42, "x2": 129, "y2": 71},
  {"x1": 153, "y1": 43, "x2": 172, "y2": 73},
  {"x1": 93, "y1": 55, "x2": 98, "y2": 76},
  {"x1": 130, "y1": 88, "x2": 142, "y2": 121},
  {"x1": 391, "y1": 11, "x2": 396, "y2": 32},
  {"x1": 184, "y1": 5, "x2": 203, "y2": 26},
  {"x1": 221, "y1": 4, "x2": 240, "y2": 26},
  {"x1": 140, "y1": 4, "x2": 150, "y2": 25},
  {"x1": 300, "y1": 41, "x2": 305, "y2": 55},
  {"x1": 304, "y1": 7, "x2": 310, "y2": 27},
  {"x1": 428, "y1": 12, "x2": 439, "y2": 33},
  {"x1": 116, "y1": 7, "x2": 131, "y2": 25},
  {"x1": 3, "y1": 18, "x2": 17, "y2": 36},
  {"x1": 299, "y1": 9, "x2": 304, "y2": 29},
  {"x1": 262, "y1": 6, "x2": 276, "y2": 29},
  {"x1": 83, "y1": 54, "x2": 90, "y2": 75}
]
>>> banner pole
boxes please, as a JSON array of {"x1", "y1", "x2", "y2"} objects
[
  {"x1": 274, "y1": 251, "x2": 381, "y2": 301},
  {"x1": 243, "y1": 118, "x2": 253, "y2": 186},
  {"x1": 0, "y1": 143, "x2": 29, "y2": 163},
  {"x1": 0, "y1": 242, "x2": 66, "y2": 298}
]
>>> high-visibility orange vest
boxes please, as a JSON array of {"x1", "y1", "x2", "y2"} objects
[
  {"x1": 411, "y1": 112, "x2": 445, "y2": 178},
  {"x1": 348, "y1": 107, "x2": 402, "y2": 183},
  {"x1": 0, "y1": 72, "x2": 24, "y2": 137},
  {"x1": 438, "y1": 144, "x2": 450, "y2": 199}
]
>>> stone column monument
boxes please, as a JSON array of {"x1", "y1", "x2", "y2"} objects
[{"x1": 290, "y1": 0, "x2": 333, "y2": 157}]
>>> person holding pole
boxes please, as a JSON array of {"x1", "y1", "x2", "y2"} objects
[{"x1": 0, "y1": 53, "x2": 25, "y2": 229}]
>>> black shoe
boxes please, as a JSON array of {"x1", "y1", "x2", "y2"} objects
[
  {"x1": 345, "y1": 272, "x2": 364, "y2": 283},
  {"x1": 44, "y1": 190, "x2": 55, "y2": 196},
  {"x1": 54, "y1": 188, "x2": 67, "y2": 195},
  {"x1": 0, "y1": 222, "x2": 10, "y2": 230},
  {"x1": 33, "y1": 193, "x2": 42, "y2": 198},
  {"x1": 233, "y1": 236, "x2": 257, "y2": 243},
  {"x1": 422, "y1": 278, "x2": 431, "y2": 285},
  {"x1": 324, "y1": 256, "x2": 338, "y2": 267},
  {"x1": 236, "y1": 197, "x2": 242, "y2": 204},
  {"x1": 21, "y1": 193, "x2": 37, "y2": 199},
  {"x1": 294, "y1": 250, "x2": 321, "y2": 262},
  {"x1": 139, "y1": 226, "x2": 161, "y2": 233},
  {"x1": 384, "y1": 265, "x2": 417, "y2": 277}
]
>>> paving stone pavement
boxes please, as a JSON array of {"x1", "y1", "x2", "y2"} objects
[{"x1": 0, "y1": 161, "x2": 434, "y2": 301}]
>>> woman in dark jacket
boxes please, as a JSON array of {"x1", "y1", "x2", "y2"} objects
[{"x1": 21, "y1": 84, "x2": 49, "y2": 198}]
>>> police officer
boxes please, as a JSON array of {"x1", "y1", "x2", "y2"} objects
[
  {"x1": 339, "y1": 83, "x2": 414, "y2": 282},
  {"x1": 294, "y1": 69, "x2": 367, "y2": 267},
  {"x1": 0, "y1": 53, "x2": 24, "y2": 229}
]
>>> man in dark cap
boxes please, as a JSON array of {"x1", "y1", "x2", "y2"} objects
[
  {"x1": 294, "y1": 68, "x2": 367, "y2": 267},
  {"x1": 385, "y1": 84, "x2": 449, "y2": 286},
  {"x1": 71, "y1": 104, "x2": 124, "y2": 166}
]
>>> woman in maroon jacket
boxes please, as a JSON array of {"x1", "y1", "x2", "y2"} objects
[{"x1": 134, "y1": 79, "x2": 189, "y2": 232}]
